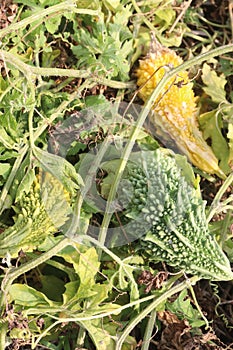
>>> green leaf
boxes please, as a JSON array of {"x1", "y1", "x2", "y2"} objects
[
  {"x1": 118, "y1": 256, "x2": 143, "y2": 304},
  {"x1": 103, "y1": 0, "x2": 121, "y2": 11},
  {"x1": 174, "y1": 153, "x2": 197, "y2": 188},
  {"x1": 15, "y1": 169, "x2": 36, "y2": 201},
  {"x1": 33, "y1": 147, "x2": 84, "y2": 194},
  {"x1": 0, "y1": 151, "x2": 19, "y2": 161},
  {"x1": 59, "y1": 244, "x2": 81, "y2": 266},
  {"x1": 10, "y1": 153, "x2": 32, "y2": 201},
  {"x1": 0, "y1": 126, "x2": 16, "y2": 149},
  {"x1": 87, "y1": 283, "x2": 110, "y2": 308},
  {"x1": 63, "y1": 280, "x2": 80, "y2": 305},
  {"x1": 34, "y1": 30, "x2": 47, "y2": 49},
  {"x1": 80, "y1": 319, "x2": 116, "y2": 350},
  {"x1": 9, "y1": 284, "x2": 55, "y2": 307},
  {"x1": 72, "y1": 18, "x2": 132, "y2": 80},
  {"x1": 0, "y1": 163, "x2": 11, "y2": 177},
  {"x1": 42, "y1": 48, "x2": 60, "y2": 67},
  {"x1": 100, "y1": 159, "x2": 123, "y2": 199},
  {"x1": 39, "y1": 274, "x2": 66, "y2": 302},
  {"x1": 198, "y1": 110, "x2": 231, "y2": 174},
  {"x1": 84, "y1": 94, "x2": 109, "y2": 109},
  {"x1": 166, "y1": 289, "x2": 206, "y2": 328},
  {"x1": 61, "y1": 245, "x2": 112, "y2": 309},
  {"x1": 154, "y1": 8, "x2": 175, "y2": 30},
  {"x1": 0, "y1": 162, "x2": 11, "y2": 186},
  {"x1": 0, "y1": 75, "x2": 9, "y2": 92},
  {"x1": 227, "y1": 123, "x2": 233, "y2": 168},
  {"x1": 1, "y1": 110, "x2": 20, "y2": 140},
  {"x1": 75, "y1": 247, "x2": 100, "y2": 298},
  {"x1": 10, "y1": 327, "x2": 31, "y2": 341},
  {"x1": 45, "y1": 14, "x2": 62, "y2": 34},
  {"x1": 80, "y1": 318, "x2": 136, "y2": 350},
  {"x1": 76, "y1": 0, "x2": 100, "y2": 9},
  {"x1": 201, "y1": 63, "x2": 227, "y2": 103},
  {"x1": 113, "y1": 4, "x2": 132, "y2": 26},
  {"x1": 39, "y1": 171, "x2": 72, "y2": 229}
]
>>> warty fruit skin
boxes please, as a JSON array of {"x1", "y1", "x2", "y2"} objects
[
  {"x1": 121, "y1": 149, "x2": 233, "y2": 281},
  {"x1": 136, "y1": 42, "x2": 224, "y2": 177}
]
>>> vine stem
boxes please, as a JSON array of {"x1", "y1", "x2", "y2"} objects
[
  {"x1": 0, "y1": 145, "x2": 28, "y2": 215},
  {"x1": 0, "y1": 233, "x2": 136, "y2": 310},
  {"x1": 115, "y1": 276, "x2": 200, "y2": 350},
  {"x1": 207, "y1": 171, "x2": 233, "y2": 222},
  {"x1": 0, "y1": 81, "x2": 93, "y2": 214},
  {"x1": 0, "y1": 321, "x2": 8, "y2": 350},
  {"x1": 0, "y1": 1, "x2": 99, "y2": 39},
  {"x1": 65, "y1": 137, "x2": 112, "y2": 239},
  {"x1": 20, "y1": 275, "x2": 197, "y2": 350},
  {"x1": 131, "y1": 0, "x2": 158, "y2": 32},
  {"x1": 188, "y1": 283, "x2": 210, "y2": 329},
  {"x1": 17, "y1": 293, "x2": 155, "y2": 318},
  {"x1": 141, "y1": 309, "x2": 157, "y2": 350},
  {"x1": 30, "y1": 294, "x2": 156, "y2": 349},
  {"x1": 0, "y1": 50, "x2": 134, "y2": 89},
  {"x1": 0, "y1": 237, "x2": 71, "y2": 309}
]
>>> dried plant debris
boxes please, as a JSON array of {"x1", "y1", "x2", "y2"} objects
[{"x1": 0, "y1": 0, "x2": 17, "y2": 29}]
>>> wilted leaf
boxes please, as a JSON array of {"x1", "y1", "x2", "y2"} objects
[
  {"x1": 137, "y1": 270, "x2": 168, "y2": 293},
  {"x1": 157, "y1": 310, "x2": 191, "y2": 350}
]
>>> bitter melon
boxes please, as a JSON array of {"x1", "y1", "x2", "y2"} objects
[{"x1": 136, "y1": 40, "x2": 224, "y2": 177}]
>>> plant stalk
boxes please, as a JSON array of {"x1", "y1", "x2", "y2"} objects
[
  {"x1": 115, "y1": 276, "x2": 200, "y2": 350},
  {"x1": 141, "y1": 309, "x2": 157, "y2": 350},
  {"x1": 0, "y1": 237, "x2": 70, "y2": 310},
  {"x1": 0, "y1": 2, "x2": 99, "y2": 39},
  {"x1": 0, "y1": 50, "x2": 134, "y2": 89},
  {"x1": 207, "y1": 172, "x2": 233, "y2": 222}
]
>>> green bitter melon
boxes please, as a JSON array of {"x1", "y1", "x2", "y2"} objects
[{"x1": 121, "y1": 148, "x2": 233, "y2": 281}]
